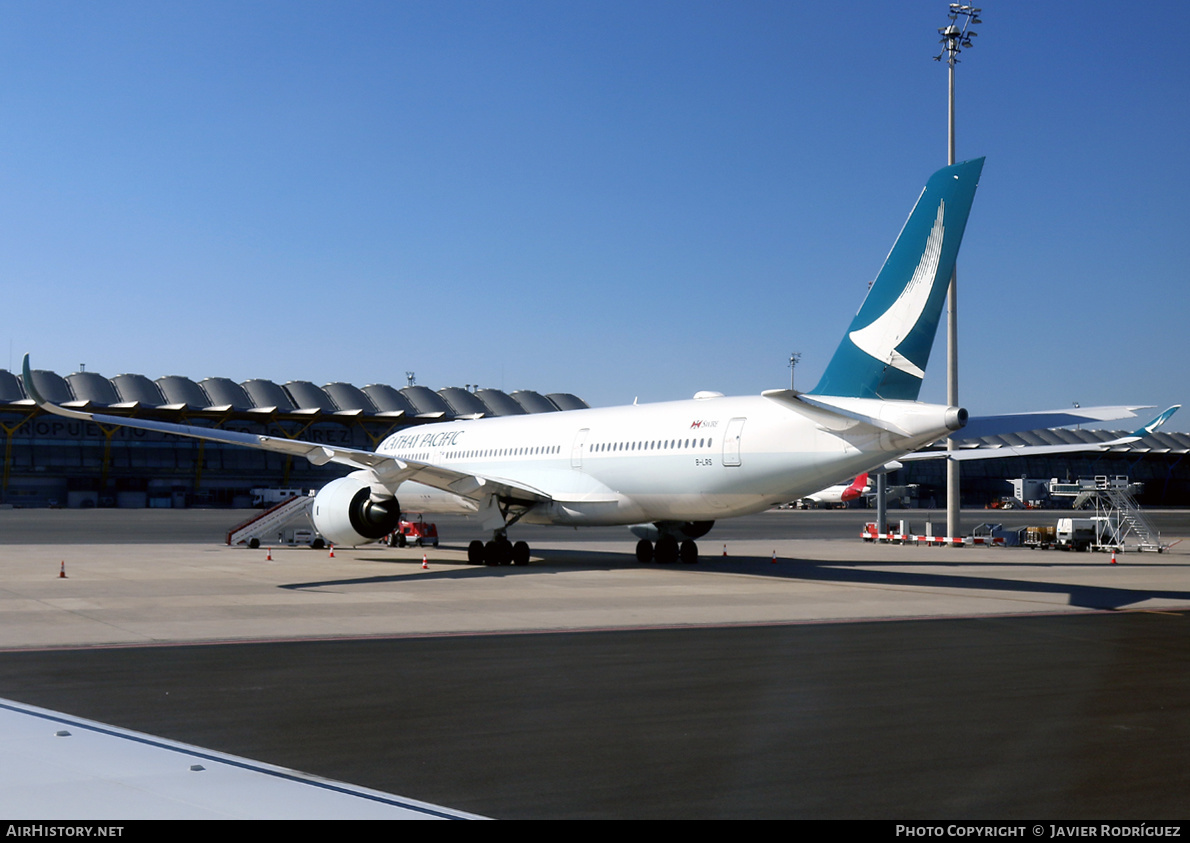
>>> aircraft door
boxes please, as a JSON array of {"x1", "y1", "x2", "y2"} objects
[
  {"x1": 722, "y1": 417, "x2": 746, "y2": 466},
  {"x1": 571, "y1": 428, "x2": 589, "y2": 469}
]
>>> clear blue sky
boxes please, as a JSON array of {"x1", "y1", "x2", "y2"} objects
[{"x1": 3, "y1": 2, "x2": 1187, "y2": 429}]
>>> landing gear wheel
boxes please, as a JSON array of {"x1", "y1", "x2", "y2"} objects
[
  {"x1": 512, "y1": 541, "x2": 531, "y2": 566},
  {"x1": 635, "y1": 539, "x2": 654, "y2": 564},
  {"x1": 468, "y1": 540, "x2": 485, "y2": 565},
  {"x1": 655, "y1": 536, "x2": 679, "y2": 564},
  {"x1": 486, "y1": 538, "x2": 512, "y2": 566},
  {"x1": 680, "y1": 540, "x2": 699, "y2": 564}
]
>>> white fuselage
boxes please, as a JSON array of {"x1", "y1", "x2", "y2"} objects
[{"x1": 378, "y1": 392, "x2": 959, "y2": 527}]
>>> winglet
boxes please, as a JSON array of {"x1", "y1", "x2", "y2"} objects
[
  {"x1": 1123, "y1": 405, "x2": 1180, "y2": 442},
  {"x1": 21, "y1": 354, "x2": 40, "y2": 403},
  {"x1": 23, "y1": 354, "x2": 92, "y2": 421}
]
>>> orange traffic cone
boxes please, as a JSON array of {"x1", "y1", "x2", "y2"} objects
[
  {"x1": 722, "y1": 544, "x2": 727, "y2": 557},
  {"x1": 59, "y1": 560, "x2": 67, "y2": 579},
  {"x1": 1111, "y1": 548, "x2": 1118, "y2": 565},
  {"x1": 422, "y1": 554, "x2": 429, "y2": 570},
  {"x1": 771, "y1": 550, "x2": 777, "y2": 564},
  {"x1": 267, "y1": 547, "x2": 272, "y2": 561},
  {"x1": 329, "y1": 544, "x2": 335, "y2": 558}
]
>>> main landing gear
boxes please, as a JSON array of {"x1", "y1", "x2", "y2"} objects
[
  {"x1": 630, "y1": 521, "x2": 712, "y2": 565},
  {"x1": 465, "y1": 500, "x2": 535, "y2": 566},
  {"x1": 467, "y1": 534, "x2": 531, "y2": 566},
  {"x1": 634, "y1": 537, "x2": 699, "y2": 564}
]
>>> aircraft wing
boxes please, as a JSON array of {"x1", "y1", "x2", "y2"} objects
[
  {"x1": 903, "y1": 405, "x2": 1180, "y2": 462},
  {"x1": 21, "y1": 355, "x2": 552, "y2": 505}
]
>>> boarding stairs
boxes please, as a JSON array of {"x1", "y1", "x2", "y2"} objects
[
  {"x1": 1053, "y1": 475, "x2": 1164, "y2": 553},
  {"x1": 226, "y1": 492, "x2": 316, "y2": 547},
  {"x1": 1098, "y1": 482, "x2": 1164, "y2": 552}
]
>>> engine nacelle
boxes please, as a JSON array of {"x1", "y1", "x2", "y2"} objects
[{"x1": 312, "y1": 473, "x2": 402, "y2": 547}]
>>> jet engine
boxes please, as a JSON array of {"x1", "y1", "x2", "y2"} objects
[{"x1": 312, "y1": 472, "x2": 402, "y2": 547}]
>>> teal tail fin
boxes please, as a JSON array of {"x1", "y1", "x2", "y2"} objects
[
  {"x1": 1127, "y1": 405, "x2": 1180, "y2": 441},
  {"x1": 810, "y1": 157, "x2": 985, "y2": 401}
]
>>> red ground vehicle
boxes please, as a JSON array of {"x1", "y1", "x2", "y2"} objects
[{"x1": 386, "y1": 517, "x2": 439, "y2": 548}]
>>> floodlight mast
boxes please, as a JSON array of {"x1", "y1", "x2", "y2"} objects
[{"x1": 934, "y1": 3, "x2": 981, "y2": 541}]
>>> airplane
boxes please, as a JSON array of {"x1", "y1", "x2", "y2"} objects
[
  {"x1": 797, "y1": 473, "x2": 870, "y2": 509},
  {"x1": 22, "y1": 156, "x2": 1164, "y2": 567}
]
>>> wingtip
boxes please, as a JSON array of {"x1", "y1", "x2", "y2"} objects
[
  {"x1": 1154, "y1": 404, "x2": 1180, "y2": 423},
  {"x1": 20, "y1": 353, "x2": 42, "y2": 406},
  {"x1": 21, "y1": 353, "x2": 81, "y2": 419},
  {"x1": 1153, "y1": 404, "x2": 1181, "y2": 428},
  {"x1": 1130, "y1": 404, "x2": 1181, "y2": 439}
]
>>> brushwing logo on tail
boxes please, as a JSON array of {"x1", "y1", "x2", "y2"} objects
[{"x1": 847, "y1": 199, "x2": 946, "y2": 379}]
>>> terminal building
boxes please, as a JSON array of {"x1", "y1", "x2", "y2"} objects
[
  {"x1": 0, "y1": 366, "x2": 587, "y2": 509},
  {"x1": 2, "y1": 366, "x2": 1187, "y2": 508}
]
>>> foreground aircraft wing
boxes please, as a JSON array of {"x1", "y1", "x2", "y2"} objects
[
  {"x1": 903, "y1": 405, "x2": 1180, "y2": 462},
  {"x1": 21, "y1": 355, "x2": 552, "y2": 505}
]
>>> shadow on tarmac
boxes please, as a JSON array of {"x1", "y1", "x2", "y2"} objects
[{"x1": 279, "y1": 545, "x2": 1190, "y2": 612}]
